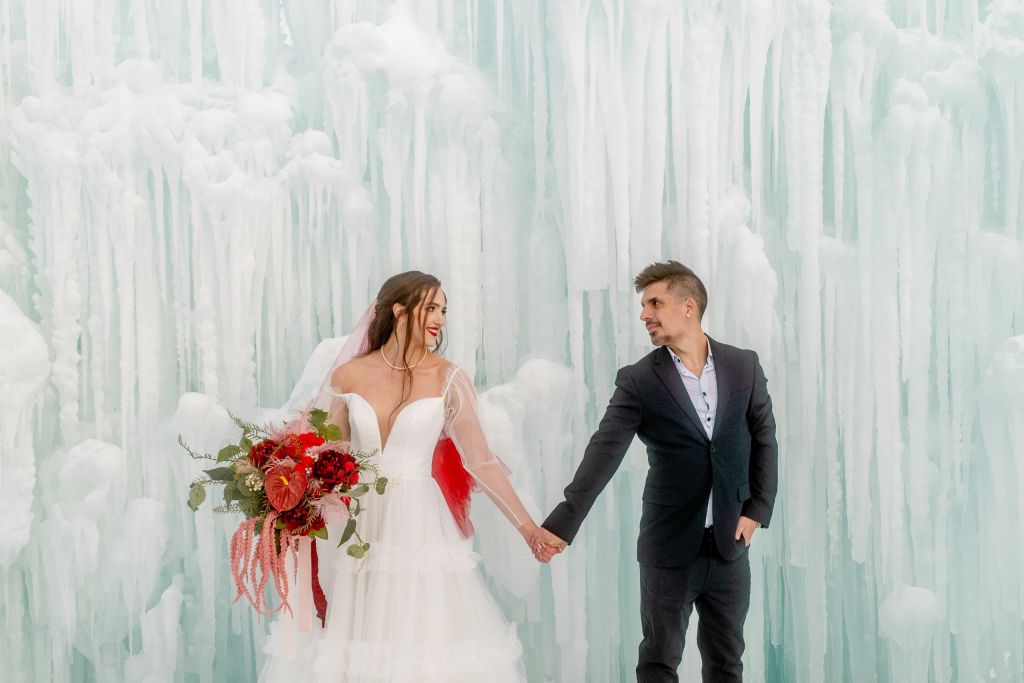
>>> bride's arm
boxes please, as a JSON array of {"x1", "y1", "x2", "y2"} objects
[{"x1": 443, "y1": 366, "x2": 540, "y2": 544}]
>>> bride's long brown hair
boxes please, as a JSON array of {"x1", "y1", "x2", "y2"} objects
[{"x1": 364, "y1": 271, "x2": 447, "y2": 421}]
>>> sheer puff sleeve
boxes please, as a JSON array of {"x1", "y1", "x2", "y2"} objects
[
  {"x1": 327, "y1": 390, "x2": 351, "y2": 442},
  {"x1": 443, "y1": 365, "x2": 536, "y2": 532},
  {"x1": 325, "y1": 365, "x2": 352, "y2": 442}
]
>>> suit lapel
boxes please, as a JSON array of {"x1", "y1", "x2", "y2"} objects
[
  {"x1": 709, "y1": 336, "x2": 732, "y2": 441},
  {"x1": 652, "y1": 347, "x2": 709, "y2": 440}
]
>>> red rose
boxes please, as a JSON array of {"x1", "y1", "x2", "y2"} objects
[
  {"x1": 278, "y1": 432, "x2": 325, "y2": 460},
  {"x1": 249, "y1": 439, "x2": 278, "y2": 468},
  {"x1": 299, "y1": 433, "x2": 325, "y2": 449}
]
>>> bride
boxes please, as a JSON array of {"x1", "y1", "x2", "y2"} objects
[{"x1": 259, "y1": 270, "x2": 543, "y2": 682}]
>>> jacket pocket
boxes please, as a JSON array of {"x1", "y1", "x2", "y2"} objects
[{"x1": 737, "y1": 483, "x2": 751, "y2": 501}]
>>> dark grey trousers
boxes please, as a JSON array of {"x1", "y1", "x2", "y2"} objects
[{"x1": 636, "y1": 530, "x2": 751, "y2": 682}]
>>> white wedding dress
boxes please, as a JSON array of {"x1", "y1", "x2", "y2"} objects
[{"x1": 259, "y1": 367, "x2": 527, "y2": 682}]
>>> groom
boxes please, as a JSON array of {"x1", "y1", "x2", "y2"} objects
[{"x1": 534, "y1": 261, "x2": 778, "y2": 682}]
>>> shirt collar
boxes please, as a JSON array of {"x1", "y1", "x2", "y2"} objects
[{"x1": 667, "y1": 338, "x2": 714, "y2": 371}]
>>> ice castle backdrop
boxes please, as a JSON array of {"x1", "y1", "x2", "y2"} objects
[{"x1": 1, "y1": 1, "x2": 1023, "y2": 681}]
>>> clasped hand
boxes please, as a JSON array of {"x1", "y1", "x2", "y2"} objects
[
  {"x1": 519, "y1": 522, "x2": 567, "y2": 563},
  {"x1": 519, "y1": 515, "x2": 759, "y2": 564}
]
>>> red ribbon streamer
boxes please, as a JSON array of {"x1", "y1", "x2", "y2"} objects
[{"x1": 310, "y1": 540, "x2": 327, "y2": 627}]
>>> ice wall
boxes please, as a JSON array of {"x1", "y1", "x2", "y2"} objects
[{"x1": 1, "y1": 1, "x2": 1022, "y2": 681}]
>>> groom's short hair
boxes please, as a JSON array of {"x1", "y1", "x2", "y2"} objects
[{"x1": 634, "y1": 261, "x2": 708, "y2": 319}]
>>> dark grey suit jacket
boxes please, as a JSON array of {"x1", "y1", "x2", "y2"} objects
[{"x1": 542, "y1": 337, "x2": 778, "y2": 568}]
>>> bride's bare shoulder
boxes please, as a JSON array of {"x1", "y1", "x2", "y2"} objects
[
  {"x1": 422, "y1": 354, "x2": 457, "y2": 376},
  {"x1": 330, "y1": 354, "x2": 379, "y2": 392},
  {"x1": 432, "y1": 358, "x2": 470, "y2": 392}
]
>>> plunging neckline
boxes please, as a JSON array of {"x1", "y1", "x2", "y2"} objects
[{"x1": 345, "y1": 393, "x2": 444, "y2": 451}]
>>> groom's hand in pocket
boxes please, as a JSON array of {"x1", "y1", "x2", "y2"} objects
[
  {"x1": 531, "y1": 528, "x2": 567, "y2": 563},
  {"x1": 735, "y1": 516, "x2": 760, "y2": 547}
]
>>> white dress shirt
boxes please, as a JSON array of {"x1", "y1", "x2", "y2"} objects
[{"x1": 668, "y1": 340, "x2": 717, "y2": 527}]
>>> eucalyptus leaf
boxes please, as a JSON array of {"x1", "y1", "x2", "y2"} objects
[
  {"x1": 349, "y1": 484, "x2": 370, "y2": 498},
  {"x1": 374, "y1": 477, "x2": 388, "y2": 495},
  {"x1": 346, "y1": 543, "x2": 369, "y2": 560},
  {"x1": 308, "y1": 527, "x2": 329, "y2": 541},
  {"x1": 217, "y1": 445, "x2": 242, "y2": 462},
  {"x1": 338, "y1": 518, "x2": 357, "y2": 546},
  {"x1": 187, "y1": 485, "x2": 206, "y2": 511},
  {"x1": 234, "y1": 480, "x2": 254, "y2": 499},
  {"x1": 203, "y1": 466, "x2": 235, "y2": 482}
]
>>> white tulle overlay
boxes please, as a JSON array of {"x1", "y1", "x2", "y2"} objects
[{"x1": 258, "y1": 391, "x2": 526, "y2": 682}]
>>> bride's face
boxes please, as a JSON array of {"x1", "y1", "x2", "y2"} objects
[{"x1": 408, "y1": 288, "x2": 447, "y2": 349}]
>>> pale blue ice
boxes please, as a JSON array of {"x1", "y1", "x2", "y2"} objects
[{"x1": 1, "y1": 1, "x2": 1022, "y2": 681}]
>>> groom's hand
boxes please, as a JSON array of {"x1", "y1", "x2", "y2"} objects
[
  {"x1": 531, "y1": 528, "x2": 567, "y2": 563},
  {"x1": 735, "y1": 516, "x2": 760, "y2": 547}
]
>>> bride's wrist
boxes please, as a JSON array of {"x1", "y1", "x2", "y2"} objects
[{"x1": 518, "y1": 520, "x2": 539, "y2": 540}]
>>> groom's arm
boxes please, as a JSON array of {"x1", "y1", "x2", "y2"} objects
[
  {"x1": 542, "y1": 366, "x2": 644, "y2": 545},
  {"x1": 743, "y1": 351, "x2": 778, "y2": 527}
]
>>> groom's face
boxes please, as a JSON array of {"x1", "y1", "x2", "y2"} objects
[{"x1": 640, "y1": 281, "x2": 688, "y2": 346}]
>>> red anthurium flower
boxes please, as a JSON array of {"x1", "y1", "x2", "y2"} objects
[{"x1": 265, "y1": 464, "x2": 308, "y2": 511}]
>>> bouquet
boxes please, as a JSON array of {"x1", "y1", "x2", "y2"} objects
[{"x1": 181, "y1": 408, "x2": 387, "y2": 619}]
